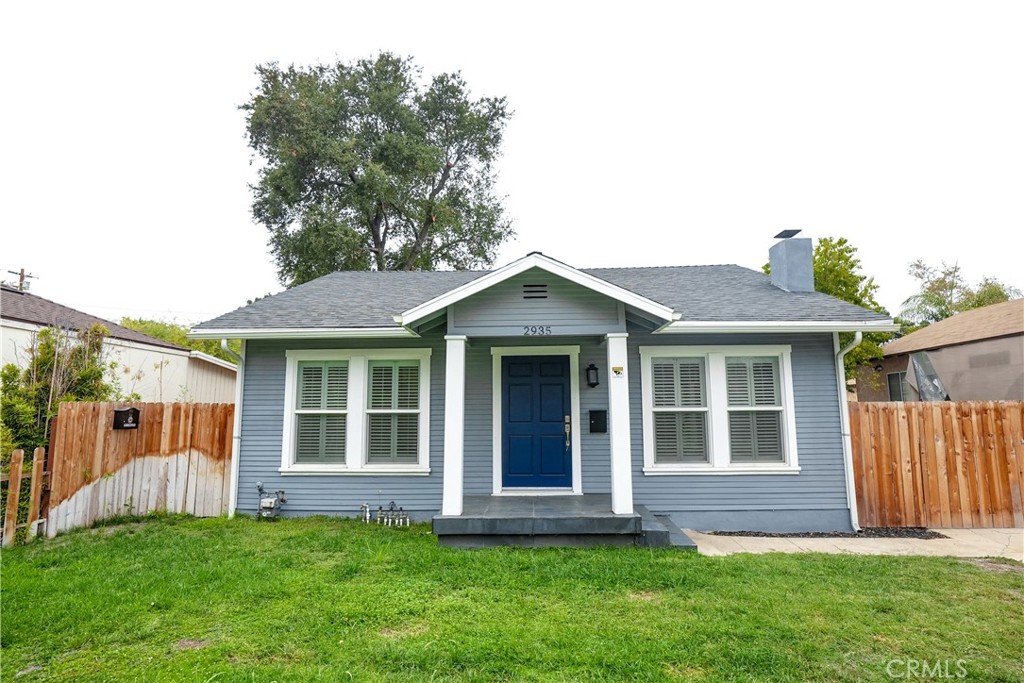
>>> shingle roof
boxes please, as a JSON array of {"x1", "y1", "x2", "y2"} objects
[
  {"x1": 1, "y1": 285, "x2": 187, "y2": 351},
  {"x1": 883, "y1": 299, "x2": 1024, "y2": 356},
  {"x1": 193, "y1": 263, "x2": 891, "y2": 331}
]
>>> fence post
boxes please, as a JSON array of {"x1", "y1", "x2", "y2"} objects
[
  {"x1": 3, "y1": 449, "x2": 25, "y2": 547},
  {"x1": 26, "y1": 448, "x2": 46, "y2": 537}
]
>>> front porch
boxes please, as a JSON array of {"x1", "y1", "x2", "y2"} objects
[{"x1": 432, "y1": 494, "x2": 698, "y2": 549}]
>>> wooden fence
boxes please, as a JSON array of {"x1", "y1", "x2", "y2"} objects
[
  {"x1": 1, "y1": 448, "x2": 47, "y2": 546},
  {"x1": 850, "y1": 401, "x2": 1024, "y2": 528},
  {"x1": 47, "y1": 402, "x2": 234, "y2": 537}
]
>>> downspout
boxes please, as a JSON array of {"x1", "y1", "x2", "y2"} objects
[
  {"x1": 222, "y1": 339, "x2": 244, "y2": 518},
  {"x1": 835, "y1": 331, "x2": 863, "y2": 531}
]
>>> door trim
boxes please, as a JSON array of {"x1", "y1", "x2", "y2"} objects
[{"x1": 491, "y1": 346, "x2": 582, "y2": 496}]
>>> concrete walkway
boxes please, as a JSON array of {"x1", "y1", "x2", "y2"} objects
[{"x1": 684, "y1": 528, "x2": 1023, "y2": 561}]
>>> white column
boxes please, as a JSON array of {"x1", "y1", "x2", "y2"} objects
[
  {"x1": 442, "y1": 335, "x2": 467, "y2": 516},
  {"x1": 606, "y1": 332, "x2": 634, "y2": 514}
]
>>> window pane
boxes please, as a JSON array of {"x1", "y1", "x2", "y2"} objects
[
  {"x1": 653, "y1": 412, "x2": 708, "y2": 463},
  {"x1": 366, "y1": 414, "x2": 419, "y2": 464},
  {"x1": 652, "y1": 358, "x2": 704, "y2": 408},
  {"x1": 887, "y1": 372, "x2": 910, "y2": 401},
  {"x1": 325, "y1": 364, "x2": 348, "y2": 410},
  {"x1": 396, "y1": 364, "x2": 419, "y2": 410},
  {"x1": 369, "y1": 364, "x2": 394, "y2": 409},
  {"x1": 298, "y1": 361, "x2": 348, "y2": 410},
  {"x1": 726, "y1": 357, "x2": 780, "y2": 407},
  {"x1": 298, "y1": 364, "x2": 324, "y2": 409},
  {"x1": 295, "y1": 414, "x2": 346, "y2": 464},
  {"x1": 729, "y1": 412, "x2": 783, "y2": 462}
]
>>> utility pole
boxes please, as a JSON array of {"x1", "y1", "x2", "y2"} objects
[{"x1": 6, "y1": 268, "x2": 37, "y2": 291}]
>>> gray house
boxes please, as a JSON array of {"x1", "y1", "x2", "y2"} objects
[{"x1": 191, "y1": 239, "x2": 896, "y2": 544}]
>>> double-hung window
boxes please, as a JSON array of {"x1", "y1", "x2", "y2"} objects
[
  {"x1": 282, "y1": 349, "x2": 431, "y2": 474},
  {"x1": 640, "y1": 345, "x2": 799, "y2": 474}
]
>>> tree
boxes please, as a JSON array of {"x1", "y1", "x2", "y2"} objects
[
  {"x1": 242, "y1": 53, "x2": 514, "y2": 286},
  {"x1": 901, "y1": 260, "x2": 1021, "y2": 326},
  {"x1": 764, "y1": 237, "x2": 893, "y2": 377},
  {"x1": 119, "y1": 318, "x2": 240, "y2": 364},
  {"x1": 1, "y1": 325, "x2": 116, "y2": 457}
]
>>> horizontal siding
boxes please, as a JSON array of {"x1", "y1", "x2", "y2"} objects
[
  {"x1": 450, "y1": 268, "x2": 623, "y2": 336},
  {"x1": 237, "y1": 337, "x2": 445, "y2": 516},
  {"x1": 629, "y1": 330, "x2": 850, "y2": 512}
]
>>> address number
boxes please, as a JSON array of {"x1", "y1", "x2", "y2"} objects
[{"x1": 523, "y1": 325, "x2": 552, "y2": 336}]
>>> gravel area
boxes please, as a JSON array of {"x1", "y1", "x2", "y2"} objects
[{"x1": 707, "y1": 527, "x2": 949, "y2": 540}]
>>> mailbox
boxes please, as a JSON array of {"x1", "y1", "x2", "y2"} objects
[
  {"x1": 589, "y1": 410, "x2": 607, "y2": 434},
  {"x1": 113, "y1": 407, "x2": 140, "y2": 430}
]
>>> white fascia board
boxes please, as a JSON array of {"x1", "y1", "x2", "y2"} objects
[
  {"x1": 655, "y1": 320, "x2": 901, "y2": 334},
  {"x1": 396, "y1": 253, "x2": 677, "y2": 326},
  {"x1": 188, "y1": 350, "x2": 238, "y2": 371},
  {"x1": 187, "y1": 327, "x2": 418, "y2": 340}
]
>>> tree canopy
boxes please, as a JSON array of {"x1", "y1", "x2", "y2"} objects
[
  {"x1": 900, "y1": 260, "x2": 1021, "y2": 326},
  {"x1": 242, "y1": 53, "x2": 514, "y2": 286},
  {"x1": 765, "y1": 237, "x2": 892, "y2": 377},
  {"x1": 119, "y1": 319, "x2": 239, "y2": 364}
]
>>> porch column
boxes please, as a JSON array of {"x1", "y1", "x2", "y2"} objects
[
  {"x1": 442, "y1": 335, "x2": 468, "y2": 516},
  {"x1": 606, "y1": 332, "x2": 634, "y2": 514}
]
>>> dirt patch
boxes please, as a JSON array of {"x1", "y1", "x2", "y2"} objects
[
  {"x1": 708, "y1": 527, "x2": 948, "y2": 540},
  {"x1": 965, "y1": 558, "x2": 1023, "y2": 574},
  {"x1": 379, "y1": 623, "x2": 427, "y2": 639},
  {"x1": 174, "y1": 639, "x2": 209, "y2": 650},
  {"x1": 627, "y1": 590, "x2": 661, "y2": 602}
]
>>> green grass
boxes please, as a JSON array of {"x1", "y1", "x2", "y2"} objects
[{"x1": 2, "y1": 516, "x2": 1022, "y2": 682}]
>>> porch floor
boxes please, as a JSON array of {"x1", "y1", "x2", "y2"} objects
[{"x1": 432, "y1": 494, "x2": 696, "y2": 549}]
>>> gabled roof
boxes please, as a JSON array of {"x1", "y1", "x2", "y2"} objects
[
  {"x1": 883, "y1": 299, "x2": 1024, "y2": 356},
  {"x1": 191, "y1": 253, "x2": 895, "y2": 339},
  {"x1": 1, "y1": 285, "x2": 187, "y2": 351}
]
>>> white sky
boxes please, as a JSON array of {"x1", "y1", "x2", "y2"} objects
[{"x1": 2, "y1": 1, "x2": 1021, "y2": 326}]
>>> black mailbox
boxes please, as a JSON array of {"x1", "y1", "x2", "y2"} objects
[
  {"x1": 113, "y1": 407, "x2": 140, "y2": 430},
  {"x1": 589, "y1": 410, "x2": 607, "y2": 434}
]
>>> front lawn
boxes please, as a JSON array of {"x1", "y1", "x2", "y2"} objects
[{"x1": 1, "y1": 516, "x2": 1021, "y2": 682}]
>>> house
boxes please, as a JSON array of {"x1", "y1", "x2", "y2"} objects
[
  {"x1": 856, "y1": 299, "x2": 1023, "y2": 402},
  {"x1": 190, "y1": 238, "x2": 897, "y2": 543},
  {"x1": 2, "y1": 285, "x2": 236, "y2": 403}
]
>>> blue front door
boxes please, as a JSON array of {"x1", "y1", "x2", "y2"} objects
[{"x1": 502, "y1": 355, "x2": 572, "y2": 488}]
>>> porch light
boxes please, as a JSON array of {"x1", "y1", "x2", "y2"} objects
[{"x1": 586, "y1": 363, "x2": 599, "y2": 388}]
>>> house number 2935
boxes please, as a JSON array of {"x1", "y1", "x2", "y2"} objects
[{"x1": 523, "y1": 325, "x2": 552, "y2": 336}]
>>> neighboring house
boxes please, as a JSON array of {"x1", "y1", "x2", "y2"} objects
[
  {"x1": 2, "y1": 285, "x2": 236, "y2": 403},
  {"x1": 856, "y1": 299, "x2": 1024, "y2": 402},
  {"x1": 190, "y1": 239, "x2": 897, "y2": 537}
]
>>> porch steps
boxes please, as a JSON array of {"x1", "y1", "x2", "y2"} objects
[{"x1": 432, "y1": 495, "x2": 698, "y2": 550}]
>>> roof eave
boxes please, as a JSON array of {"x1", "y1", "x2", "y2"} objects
[
  {"x1": 655, "y1": 320, "x2": 901, "y2": 334},
  {"x1": 187, "y1": 326, "x2": 418, "y2": 340}
]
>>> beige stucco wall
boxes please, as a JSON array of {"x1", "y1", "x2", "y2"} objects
[{"x1": 854, "y1": 355, "x2": 913, "y2": 402}]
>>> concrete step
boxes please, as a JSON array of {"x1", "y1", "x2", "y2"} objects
[{"x1": 654, "y1": 514, "x2": 699, "y2": 551}]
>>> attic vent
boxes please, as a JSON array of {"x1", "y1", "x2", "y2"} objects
[{"x1": 522, "y1": 284, "x2": 548, "y2": 300}]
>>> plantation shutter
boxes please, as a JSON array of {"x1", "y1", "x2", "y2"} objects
[
  {"x1": 651, "y1": 358, "x2": 708, "y2": 463},
  {"x1": 295, "y1": 361, "x2": 348, "y2": 463},
  {"x1": 367, "y1": 360, "x2": 420, "y2": 464},
  {"x1": 725, "y1": 357, "x2": 783, "y2": 462}
]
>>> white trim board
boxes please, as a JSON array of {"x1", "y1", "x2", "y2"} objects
[{"x1": 490, "y1": 345, "x2": 583, "y2": 496}]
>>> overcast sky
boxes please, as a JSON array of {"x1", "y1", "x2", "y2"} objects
[{"x1": 2, "y1": 1, "x2": 1021, "y2": 327}]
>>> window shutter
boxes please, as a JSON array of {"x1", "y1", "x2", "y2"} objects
[
  {"x1": 298, "y1": 364, "x2": 324, "y2": 409},
  {"x1": 728, "y1": 406, "x2": 783, "y2": 462},
  {"x1": 751, "y1": 360, "x2": 779, "y2": 406},
  {"x1": 727, "y1": 358, "x2": 779, "y2": 407},
  {"x1": 754, "y1": 412, "x2": 783, "y2": 460},
  {"x1": 394, "y1": 414, "x2": 418, "y2": 463},
  {"x1": 295, "y1": 414, "x2": 346, "y2": 463},
  {"x1": 652, "y1": 361, "x2": 677, "y2": 407},
  {"x1": 726, "y1": 361, "x2": 751, "y2": 406},
  {"x1": 396, "y1": 364, "x2": 419, "y2": 409},
  {"x1": 367, "y1": 414, "x2": 392, "y2": 462},
  {"x1": 295, "y1": 414, "x2": 324, "y2": 462},
  {"x1": 369, "y1": 364, "x2": 394, "y2": 409},
  {"x1": 677, "y1": 360, "x2": 704, "y2": 407},
  {"x1": 325, "y1": 364, "x2": 348, "y2": 410}
]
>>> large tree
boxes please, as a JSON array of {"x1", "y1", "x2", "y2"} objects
[
  {"x1": 901, "y1": 260, "x2": 1021, "y2": 326},
  {"x1": 242, "y1": 53, "x2": 514, "y2": 286},
  {"x1": 765, "y1": 237, "x2": 893, "y2": 377}
]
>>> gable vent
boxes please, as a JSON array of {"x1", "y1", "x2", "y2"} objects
[{"x1": 522, "y1": 284, "x2": 548, "y2": 300}]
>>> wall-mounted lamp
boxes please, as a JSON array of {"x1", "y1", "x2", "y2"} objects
[
  {"x1": 873, "y1": 363, "x2": 883, "y2": 372},
  {"x1": 585, "y1": 363, "x2": 600, "y2": 388}
]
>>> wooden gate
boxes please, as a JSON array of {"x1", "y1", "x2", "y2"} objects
[
  {"x1": 850, "y1": 401, "x2": 1024, "y2": 528},
  {"x1": 47, "y1": 402, "x2": 233, "y2": 536}
]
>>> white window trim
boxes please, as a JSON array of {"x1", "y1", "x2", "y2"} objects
[
  {"x1": 639, "y1": 345, "x2": 800, "y2": 475},
  {"x1": 280, "y1": 348, "x2": 432, "y2": 475}
]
